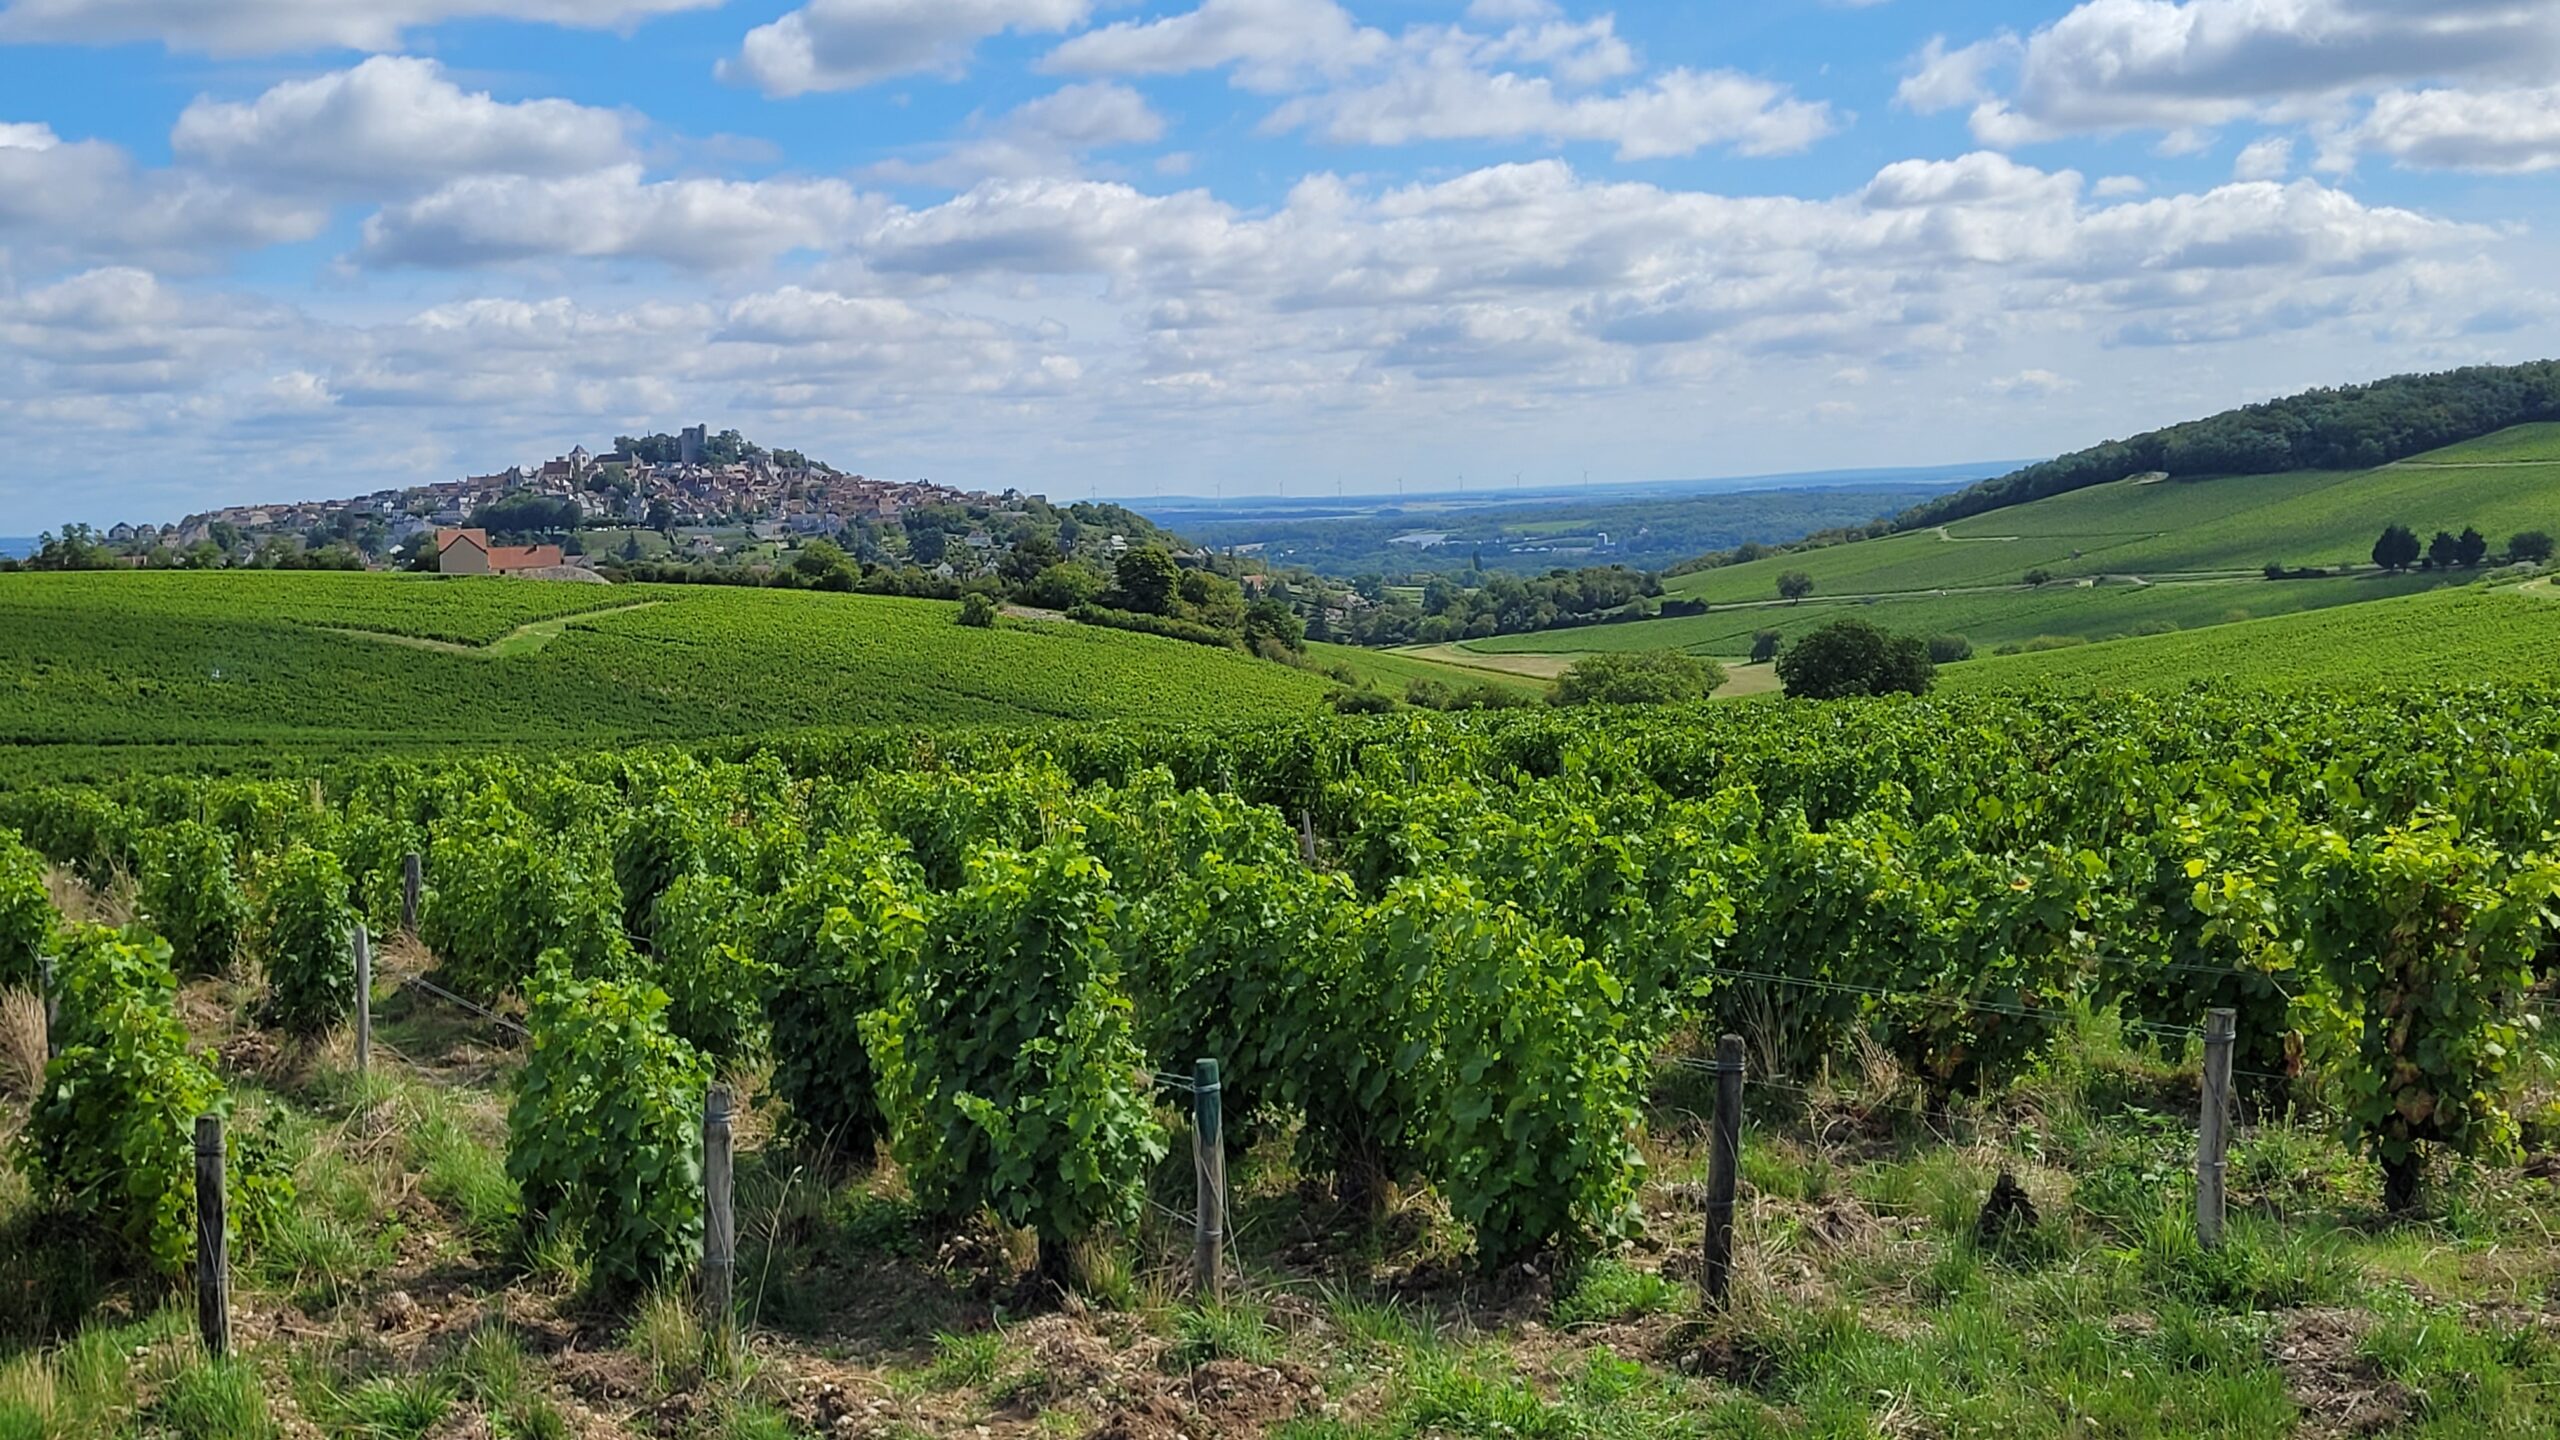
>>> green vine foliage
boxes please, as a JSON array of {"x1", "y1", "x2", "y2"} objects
[
  {"x1": 2101, "y1": 804, "x2": 2309, "y2": 1094},
  {"x1": 20, "y1": 926, "x2": 224, "y2": 1277},
  {"x1": 762, "y1": 834, "x2": 925, "y2": 1158},
  {"x1": 421, "y1": 796, "x2": 629, "y2": 999},
  {"x1": 2289, "y1": 818, "x2": 2560, "y2": 1208},
  {"x1": 138, "y1": 819, "x2": 251, "y2": 978},
  {"x1": 506, "y1": 959, "x2": 709, "y2": 1291},
  {"x1": 649, "y1": 873, "x2": 774, "y2": 1063},
  {"x1": 257, "y1": 845, "x2": 359, "y2": 1036},
  {"x1": 335, "y1": 810, "x2": 424, "y2": 936},
  {"x1": 2, "y1": 787, "x2": 139, "y2": 884},
  {"x1": 867, "y1": 841, "x2": 1164, "y2": 1269},
  {"x1": 0, "y1": 826, "x2": 54, "y2": 987},
  {"x1": 1409, "y1": 881, "x2": 1648, "y2": 1265}
]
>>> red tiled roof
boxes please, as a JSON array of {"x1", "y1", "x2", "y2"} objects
[{"x1": 488, "y1": 544, "x2": 564, "y2": 571}]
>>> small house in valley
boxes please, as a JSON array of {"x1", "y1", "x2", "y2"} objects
[{"x1": 437, "y1": 528, "x2": 565, "y2": 577}]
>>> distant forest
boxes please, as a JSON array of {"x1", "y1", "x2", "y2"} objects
[{"x1": 1900, "y1": 360, "x2": 2560, "y2": 531}]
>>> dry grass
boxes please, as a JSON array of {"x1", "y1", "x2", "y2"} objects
[
  {"x1": 0, "y1": 987, "x2": 43, "y2": 1100},
  {"x1": 44, "y1": 864, "x2": 132, "y2": 929}
]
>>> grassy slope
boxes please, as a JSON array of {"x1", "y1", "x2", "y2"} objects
[
  {"x1": 1466, "y1": 571, "x2": 2455, "y2": 658},
  {"x1": 1463, "y1": 424, "x2": 2560, "y2": 661},
  {"x1": 0, "y1": 572, "x2": 1331, "y2": 761},
  {"x1": 1947, "y1": 581, "x2": 2560, "y2": 692},
  {"x1": 1306, "y1": 641, "x2": 1549, "y2": 697}
]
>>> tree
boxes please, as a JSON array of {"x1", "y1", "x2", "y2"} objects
[
  {"x1": 2427, "y1": 530, "x2": 2460, "y2": 570},
  {"x1": 1750, "y1": 629, "x2": 1783, "y2": 663},
  {"x1": 1114, "y1": 546, "x2": 1181, "y2": 615},
  {"x1": 1776, "y1": 570, "x2": 1815, "y2": 604},
  {"x1": 2457, "y1": 526, "x2": 2489, "y2": 568},
  {"x1": 2373, "y1": 524, "x2": 2421, "y2": 571},
  {"x1": 1548, "y1": 650, "x2": 1726, "y2": 707},
  {"x1": 647, "y1": 499, "x2": 677, "y2": 537},
  {"x1": 1927, "y1": 634, "x2": 1974, "y2": 664},
  {"x1": 1002, "y1": 532, "x2": 1061, "y2": 586},
  {"x1": 1775, "y1": 618, "x2": 1936, "y2": 700},
  {"x1": 2511, "y1": 530, "x2": 2555, "y2": 564},
  {"x1": 956, "y1": 592, "x2": 1000, "y2": 628}
]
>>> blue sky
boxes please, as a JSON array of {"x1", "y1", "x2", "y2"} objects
[{"x1": 2, "y1": 0, "x2": 2557, "y2": 531}]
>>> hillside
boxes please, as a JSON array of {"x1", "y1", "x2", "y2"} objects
[
  {"x1": 1455, "y1": 422, "x2": 2560, "y2": 665},
  {"x1": 0, "y1": 572, "x2": 1332, "y2": 777},
  {"x1": 1896, "y1": 359, "x2": 2560, "y2": 530},
  {"x1": 1945, "y1": 579, "x2": 2560, "y2": 693}
]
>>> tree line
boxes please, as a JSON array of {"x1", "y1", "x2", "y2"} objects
[{"x1": 1899, "y1": 360, "x2": 2560, "y2": 532}]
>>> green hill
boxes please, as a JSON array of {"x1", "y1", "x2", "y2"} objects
[
  {"x1": 1459, "y1": 422, "x2": 2560, "y2": 663},
  {"x1": 0, "y1": 571, "x2": 1331, "y2": 777},
  {"x1": 1897, "y1": 358, "x2": 2560, "y2": 530},
  {"x1": 1946, "y1": 579, "x2": 2560, "y2": 693}
]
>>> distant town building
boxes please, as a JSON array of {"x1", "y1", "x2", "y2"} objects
[
  {"x1": 437, "y1": 528, "x2": 566, "y2": 577},
  {"x1": 678, "y1": 424, "x2": 708, "y2": 466}
]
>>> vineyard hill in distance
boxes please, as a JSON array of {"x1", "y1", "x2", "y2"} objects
[{"x1": 1415, "y1": 419, "x2": 2560, "y2": 693}]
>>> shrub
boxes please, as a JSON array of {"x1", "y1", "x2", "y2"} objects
[
  {"x1": 2509, "y1": 530, "x2": 2554, "y2": 564},
  {"x1": 1926, "y1": 634, "x2": 1973, "y2": 664},
  {"x1": 1331, "y1": 687, "x2": 1395, "y2": 714},
  {"x1": 257, "y1": 846, "x2": 359, "y2": 1036},
  {"x1": 21, "y1": 926, "x2": 223, "y2": 1276},
  {"x1": 763, "y1": 835, "x2": 926, "y2": 1156},
  {"x1": 1749, "y1": 629, "x2": 1783, "y2": 663},
  {"x1": 1549, "y1": 651, "x2": 1726, "y2": 707},
  {"x1": 1774, "y1": 619, "x2": 1935, "y2": 700},
  {"x1": 957, "y1": 592, "x2": 1000, "y2": 628},
  {"x1": 507, "y1": 961, "x2": 709, "y2": 1290},
  {"x1": 139, "y1": 820, "x2": 251, "y2": 977},
  {"x1": 867, "y1": 842, "x2": 1164, "y2": 1278},
  {"x1": 0, "y1": 827, "x2": 52, "y2": 988}
]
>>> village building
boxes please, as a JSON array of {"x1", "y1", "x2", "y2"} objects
[{"x1": 436, "y1": 528, "x2": 566, "y2": 577}]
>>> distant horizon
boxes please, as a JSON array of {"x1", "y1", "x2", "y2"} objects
[{"x1": 1104, "y1": 459, "x2": 2023, "y2": 518}]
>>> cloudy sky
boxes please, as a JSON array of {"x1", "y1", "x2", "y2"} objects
[{"x1": 3, "y1": 0, "x2": 2556, "y2": 530}]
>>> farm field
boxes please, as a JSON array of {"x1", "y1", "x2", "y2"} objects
[
  {"x1": 10, "y1": 688, "x2": 2560, "y2": 1437},
  {"x1": 1464, "y1": 571, "x2": 2453, "y2": 660},
  {"x1": 0, "y1": 572, "x2": 1333, "y2": 777},
  {"x1": 1943, "y1": 579, "x2": 2560, "y2": 692},
  {"x1": 1302, "y1": 640, "x2": 1549, "y2": 697},
  {"x1": 1656, "y1": 424, "x2": 2560, "y2": 610}
]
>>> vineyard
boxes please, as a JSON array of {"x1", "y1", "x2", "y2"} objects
[
  {"x1": 7, "y1": 687, "x2": 2560, "y2": 1436},
  {"x1": 0, "y1": 573, "x2": 1334, "y2": 782}
]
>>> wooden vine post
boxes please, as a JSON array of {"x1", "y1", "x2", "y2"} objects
[
  {"x1": 353, "y1": 923, "x2": 372, "y2": 1080},
  {"x1": 195, "y1": 1115, "x2": 230, "y2": 1359},
  {"x1": 401, "y1": 852, "x2": 423, "y2": 936},
  {"x1": 1193, "y1": 1058, "x2": 1227, "y2": 1298},
  {"x1": 39, "y1": 952, "x2": 59, "y2": 1061},
  {"x1": 702, "y1": 1085, "x2": 736, "y2": 1355},
  {"x1": 1702, "y1": 1033, "x2": 1745, "y2": 1305},
  {"x1": 2197, "y1": 1008, "x2": 2236, "y2": 1249}
]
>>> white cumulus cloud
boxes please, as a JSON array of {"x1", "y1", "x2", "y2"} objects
[
  {"x1": 173, "y1": 57, "x2": 635, "y2": 194},
  {"x1": 0, "y1": 0, "x2": 718, "y2": 56},
  {"x1": 722, "y1": 0, "x2": 1094, "y2": 96}
]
